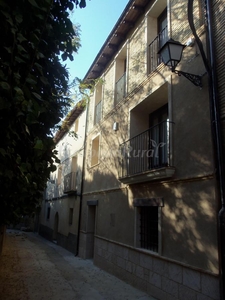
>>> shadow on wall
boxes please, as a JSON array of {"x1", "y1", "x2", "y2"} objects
[
  {"x1": 130, "y1": 178, "x2": 218, "y2": 274},
  {"x1": 83, "y1": 145, "x2": 218, "y2": 273},
  {"x1": 83, "y1": 104, "x2": 218, "y2": 273}
]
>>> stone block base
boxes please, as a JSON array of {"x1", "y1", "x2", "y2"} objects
[{"x1": 94, "y1": 237, "x2": 220, "y2": 300}]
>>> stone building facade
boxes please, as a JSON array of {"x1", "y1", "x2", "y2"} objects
[
  {"x1": 78, "y1": 0, "x2": 221, "y2": 299},
  {"x1": 39, "y1": 0, "x2": 225, "y2": 299},
  {"x1": 39, "y1": 102, "x2": 86, "y2": 254}
]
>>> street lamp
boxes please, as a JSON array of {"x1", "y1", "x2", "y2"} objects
[{"x1": 158, "y1": 38, "x2": 202, "y2": 87}]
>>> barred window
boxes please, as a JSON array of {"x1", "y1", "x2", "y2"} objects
[{"x1": 140, "y1": 206, "x2": 158, "y2": 252}]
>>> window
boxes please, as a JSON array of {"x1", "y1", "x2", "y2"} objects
[
  {"x1": 140, "y1": 207, "x2": 158, "y2": 252},
  {"x1": 94, "y1": 83, "x2": 102, "y2": 124},
  {"x1": 57, "y1": 166, "x2": 62, "y2": 185},
  {"x1": 74, "y1": 118, "x2": 79, "y2": 133},
  {"x1": 115, "y1": 45, "x2": 127, "y2": 105},
  {"x1": 69, "y1": 208, "x2": 73, "y2": 225},
  {"x1": 147, "y1": 7, "x2": 168, "y2": 73},
  {"x1": 149, "y1": 104, "x2": 169, "y2": 168},
  {"x1": 134, "y1": 198, "x2": 163, "y2": 254},
  {"x1": 158, "y1": 9, "x2": 168, "y2": 50},
  {"x1": 71, "y1": 156, "x2": 77, "y2": 173},
  {"x1": 47, "y1": 207, "x2": 51, "y2": 220},
  {"x1": 120, "y1": 100, "x2": 170, "y2": 179},
  {"x1": 91, "y1": 135, "x2": 100, "y2": 166}
]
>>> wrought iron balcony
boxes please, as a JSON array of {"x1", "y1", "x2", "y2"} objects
[
  {"x1": 94, "y1": 100, "x2": 102, "y2": 124},
  {"x1": 115, "y1": 72, "x2": 126, "y2": 105},
  {"x1": 148, "y1": 26, "x2": 168, "y2": 74},
  {"x1": 64, "y1": 172, "x2": 77, "y2": 194},
  {"x1": 119, "y1": 120, "x2": 175, "y2": 184}
]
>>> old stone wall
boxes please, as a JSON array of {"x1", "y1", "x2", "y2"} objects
[{"x1": 94, "y1": 237, "x2": 219, "y2": 300}]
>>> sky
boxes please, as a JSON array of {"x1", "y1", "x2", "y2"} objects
[{"x1": 66, "y1": 0, "x2": 129, "y2": 82}]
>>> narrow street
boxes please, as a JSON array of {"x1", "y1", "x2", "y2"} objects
[{"x1": 0, "y1": 230, "x2": 155, "y2": 300}]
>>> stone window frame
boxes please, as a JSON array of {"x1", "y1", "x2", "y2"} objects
[{"x1": 134, "y1": 197, "x2": 163, "y2": 255}]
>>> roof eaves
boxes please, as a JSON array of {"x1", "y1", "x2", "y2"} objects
[
  {"x1": 83, "y1": 0, "x2": 136, "y2": 81},
  {"x1": 53, "y1": 100, "x2": 86, "y2": 144}
]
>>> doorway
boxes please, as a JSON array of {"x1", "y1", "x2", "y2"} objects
[
  {"x1": 149, "y1": 104, "x2": 168, "y2": 168},
  {"x1": 87, "y1": 206, "x2": 96, "y2": 258},
  {"x1": 53, "y1": 212, "x2": 59, "y2": 242}
]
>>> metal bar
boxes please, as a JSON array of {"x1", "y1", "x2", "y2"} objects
[
  {"x1": 148, "y1": 26, "x2": 168, "y2": 74},
  {"x1": 174, "y1": 70, "x2": 202, "y2": 87},
  {"x1": 120, "y1": 121, "x2": 173, "y2": 177}
]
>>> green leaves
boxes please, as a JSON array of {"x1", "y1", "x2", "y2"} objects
[
  {"x1": 32, "y1": 92, "x2": 42, "y2": 101},
  {"x1": 14, "y1": 86, "x2": 24, "y2": 95},
  {"x1": 0, "y1": 82, "x2": 10, "y2": 91},
  {"x1": 0, "y1": 0, "x2": 84, "y2": 225},
  {"x1": 0, "y1": 148, "x2": 7, "y2": 157},
  {"x1": 34, "y1": 139, "x2": 44, "y2": 150},
  {"x1": 28, "y1": 0, "x2": 40, "y2": 9}
]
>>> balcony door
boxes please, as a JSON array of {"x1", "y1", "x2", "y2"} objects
[
  {"x1": 148, "y1": 8, "x2": 168, "y2": 73},
  {"x1": 149, "y1": 104, "x2": 168, "y2": 169},
  {"x1": 115, "y1": 45, "x2": 127, "y2": 105},
  {"x1": 158, "y1": 9, "x2": 168, "y2": 49}
]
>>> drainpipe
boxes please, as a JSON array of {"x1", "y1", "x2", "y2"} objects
[
  {"x1": 75, "y1": 101, "x2": 89, "y2": 256},
  {"x1": 188, "y1": 0, "x2": 225, "y2": 299},
  {"x1": 205, "y1": 2, "x2": 225, "y2": 299}
]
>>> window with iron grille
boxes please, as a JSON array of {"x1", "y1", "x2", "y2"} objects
[
  {"x1": 148, "y1": 7, "x2": 168, "y2": 74},
  {"x1": 139, "y1": 206, "x2": 158, "y2": 252}
]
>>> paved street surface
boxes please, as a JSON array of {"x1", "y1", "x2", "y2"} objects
[{"x1": 0, "y1": 230, "x2": 156, "y2": 300}]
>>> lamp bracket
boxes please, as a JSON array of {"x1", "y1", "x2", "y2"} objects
[{"x1": 174, "y1": 70, "x2": 202, "y2": 87}]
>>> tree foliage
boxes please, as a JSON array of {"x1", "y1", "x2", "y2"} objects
[{"x1": 0, "y1": 0, "x2": 86, "y2": 224}]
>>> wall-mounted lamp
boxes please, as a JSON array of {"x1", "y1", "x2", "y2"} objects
[{"x1": 158, "y1": 38, "x2": 202, "y2": 87}]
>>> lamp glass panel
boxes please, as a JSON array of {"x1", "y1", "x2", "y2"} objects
[
  {"x1": 169, "y1": 43, "x2": 183, "y2": 61},
  {"x1": 160, "y1": 46, "x2": 170, "y2": 65}
]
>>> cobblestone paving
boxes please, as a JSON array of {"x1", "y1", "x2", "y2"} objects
[{"x1": 0, "y1": 230, "x2": 156, "y2": 300}]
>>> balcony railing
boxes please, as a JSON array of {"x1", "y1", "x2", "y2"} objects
[
  {"x1": 148, "y1": 26, "x2": 168, "y2": 74},
  {"x1": 64, "y1": 172, "x2": 77, "y2": 193},
  {"x1": 119, "y1": 120, "x2": 173, "y2": 179},
  {"x1": 94, "y1": 100, "x2": 102, "y2": 124},
  {"x1": 115, "y1": 72, "x2": 126, "y2": 105}
]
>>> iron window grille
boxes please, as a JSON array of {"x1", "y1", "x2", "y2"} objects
[
  {"x1": 148, "y1": 26, "x2": 168, "y2": 74},
  {"x1": 140, "y1": 206, "x2": 158, "y2": 252}
]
